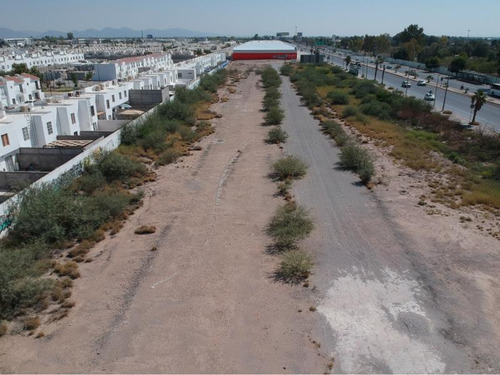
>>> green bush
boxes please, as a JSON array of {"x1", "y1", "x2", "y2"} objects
[
  {"x1": 280, "y1": 64, "x2": 293, "y2": 76},
  {"x1": 342, "y1": 106, "x2": 358, "y2": 118},
  {"x1": 266, "y1": 202, "x2": 314, "y2": 249},
  {"x1": 339, "y1": 142, "x2": 375, "y2": 183},
  {"x1": 199, "y1": 69, "x2": 228, "y2": 93},
  {"x1": 97, "y1": 152, "x2": 146, "y2": 183},
  {"x1": 261, "y1": 67, "x2": 281, "y2": 88},
  {"x1": 0, "y1": 241, "x2": 54, "y2": 319},
  {"x1": 271, "y1": 156, "x2": 308, "y2": 180},
  {"x1": 274, "y1": 249, "x2": 313, "y2": 284},
  {"x1": 267, "y1": 127, "x2": 288, "y2": 144},
  {"x1": 265, "y1": 106, "x2": 285, "y2": 125},
  {"x1": 327, "y1": 90, "x2": 349, "y2": 105},
  {"x1": 157, "y1": 100, "x2": 195, "y2": 125},
  {"x1": 76, "y1": 167, "x2": 106, "y2": 194},
  {"x1": 359, "y1": 101, "x2": 392, "y2": 121},
  {"x1": 157, "y1": 149, "x2": 182, "y2": 166},
  {"x1": 120, "y1": 125, "x2": 138, "y2": 145}
]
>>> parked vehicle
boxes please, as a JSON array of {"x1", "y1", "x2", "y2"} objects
[
  {"x1": 424, "y1": 90, "x2": 435, "y2": 101},
  {"x1": 417, "y1": 80, "x2": 427, "y2": 86},
  {"x1": 402, "y1": 81, "x2": 411, "y2": 88},
  {"x1": 118, "y1": 104, "x2": 132, "y2": 109}
]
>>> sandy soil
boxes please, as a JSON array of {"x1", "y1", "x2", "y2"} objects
[{"x1": 0, "y1": 62, "x2": 327, "y2": 374}]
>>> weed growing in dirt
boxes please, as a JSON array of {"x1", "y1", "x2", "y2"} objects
[
  {"x1": 265, "y1": 106, "x2": 285, "y2": 125},
  {"x1": 267, "y1": 127, "x2": 288, "y2": 144},
  {"x1": 274, "y1": 249, "x2": 313, "y2": 284},
  {"x1": 339, "y1": 142, "x2": 375, "y2": 183},
  {"x1": 271, "y1": 156, "x2": 308, "y2": 181},
  {"x1": 267, "y1": 202, "x2": 314, "y2": 249}
]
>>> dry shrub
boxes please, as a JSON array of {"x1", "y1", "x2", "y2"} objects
[
  {"x1": 54, "y1": 261, "x2": 80, "y2": 279},
  {"x1": 0, "y1": 321, "x2": 7, "y2": 336},
  {"x1": 274, "y1": 249, "x2": 313, "y2": 284},
  {"x1": 134, "y1": 225, "x2": 156, "y2": 235},
  {"x1": 67, "y1": 240, "x2": 94, "y2": 259},
  {"x1": 23, "y1": 316, "x2": 40, "y2": 331}
]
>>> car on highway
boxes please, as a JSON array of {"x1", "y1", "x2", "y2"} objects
[
  {"x1": 386, "y1": 65, "x2": 393, "y2": 69},
  {"x1": 424, "y1": 90, "x2": 435, "y2": 101},
  {"x1": 401, "y1": 81, "x2": 411, "y2": 88},
  {"x1": 417, "y1": 80, "x2": 427, "y2": 86}
]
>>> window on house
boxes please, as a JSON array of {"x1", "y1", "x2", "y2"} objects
[
  {"x1": 1, "y1": 134, "x2": 10, "y2": 147},
  {"x1": 22, "y1": 127, "x2": 29, "y2": 141},
  {"x1": 90, "y1": 105, "x2": 95, "y2": 116},
  {"x1": 119, "y1": 92, "x2": 122, "y2": 100},
  {"x1": 12, "y1": 99, "x2": 16, "y2": 105},
  {"x1": 124, "y1": 91, "x2": 127, "y2": 97},
  {"x1": 106, "y1": 99, "x2": 110, "y2": 109},
  {"x1": 47, "y1": 121, "x2": 53, "y2": 135},
  {"x1": 112, "y1": 95, "x2": 115, "y2": 102},
  {"x1": 71, "y1": 113, "x2": 76, "y2": 124}
]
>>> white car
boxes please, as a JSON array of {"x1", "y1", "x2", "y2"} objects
[
  {"x1": 402, "y1": 81, "x2": 411, "y2": 88},
  {"x1": 417, "y1": 80, "x2": 427, "y2": 86},
  {"x1": 118, "y1": 104, "x2": 132, "y2": 109},
  {"x1": 424, "y1": 91, "x2": 435, "y2": 101}
]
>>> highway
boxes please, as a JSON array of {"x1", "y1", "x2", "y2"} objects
[{"x1": 303, "y1": 49, "x2": 500, "y2": 132}]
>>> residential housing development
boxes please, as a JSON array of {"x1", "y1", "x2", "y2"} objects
[{"x1": 0, "y1": 49, "x2": 227, "y2": 175}]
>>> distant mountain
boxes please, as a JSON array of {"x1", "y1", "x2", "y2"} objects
[{"x1": 0, "y1": 27, "x2": 219, "y2": 39}]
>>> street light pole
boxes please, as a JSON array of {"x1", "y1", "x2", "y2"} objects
[
  {"x1": 441, "y1": 76, "x2": 450, "y2": 112},
  {"x1": 434, "y1": 73, "x2": 439, "y2": 107}
]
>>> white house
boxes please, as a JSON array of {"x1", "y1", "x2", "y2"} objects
[
  {"x1": 0, "y1": 51, "x2": 84, "y2": 72},
  {"x1": 83, "y1": 81, "x2": 134, "y2": 120},
  {"x1": 0, "y1": 74, "x2": 45, "y2": 107}
]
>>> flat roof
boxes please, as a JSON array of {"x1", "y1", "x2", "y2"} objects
[{"x1": 233, "y1": 40, "x2": 296, "y2": 53}]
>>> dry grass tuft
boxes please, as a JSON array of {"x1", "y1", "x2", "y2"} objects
[
  {"x1": 134, "y1": 225, "x2": 156, "y2": 235},
  {"x1": 54, "y1": 261, "x2": 80, "y2": 279},
  {"x1": 23, "y1": 316, "x2": 40, "y2": 331}
]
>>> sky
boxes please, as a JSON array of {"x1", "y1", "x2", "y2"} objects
[{"x1": 2, "y1": 0, "x2": 500, "y2": 37}]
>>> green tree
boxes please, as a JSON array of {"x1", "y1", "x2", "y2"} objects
[
  {"x1": 425, "y1": 56, "x2": 440, "y2": 71},
  {"x1": 344, "y1": 55, "x2": 351, "y2": 69},
  {"x1": 10, "y1": 63, "x2": 29, "y2": 75},
  {"x1": 67, "y1": 32, "x2": 74, "y2": 40},
  {"x1": 470, "y1": 90, "x2": 487, "y2": 124},
  {"x1": 449, "y1": 56, "x2": 467, "y2": 74},
  {"x1": 85, "y1": 71, "x2": 93, "y2": 81},
  {"x1": 70, "y1": 73, "x2": 78, "y2": 87},
  {"x1": 395, "y1": 24, "x2": 425, "y2": 44}
]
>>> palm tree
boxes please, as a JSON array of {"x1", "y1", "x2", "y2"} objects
[
  {"x1": 374, "y1": 56, "x2": 384, "y2": 81},
  {"x1": 344, "y1": 55, "x2": 351, "y2": 70},
  {"x1": 426, "y1": 75, "x2": 434, "y2": 83},
  {"x1": 470, "y1": 90, "x2": 487, "y2": 124}
]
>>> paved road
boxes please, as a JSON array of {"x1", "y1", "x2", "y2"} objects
[
  {"x1": 278, "y1": 72, "x2": 498, "y2": 373},
  {"x1": 321, "y1": 52, "x2": 500, "y2": 131}
]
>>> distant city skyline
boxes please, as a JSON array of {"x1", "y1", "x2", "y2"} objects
[{"x1": 3, "y1": 0, "x2": 500, "y2": 38}]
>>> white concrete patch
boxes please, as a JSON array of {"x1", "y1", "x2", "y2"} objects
[{"x1": 318, "y1": 268, "x2": 446, "y2": 373}]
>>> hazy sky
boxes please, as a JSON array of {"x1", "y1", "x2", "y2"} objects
[{"x1": 3, "y1": 0, "x2": 500, "y2": 37}]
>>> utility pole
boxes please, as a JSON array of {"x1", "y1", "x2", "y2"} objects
[
  {"x1": 441, "y1": 76, "x2": 450, "y2": 112},
  {"x1": 434, "y1": 73, "x2": 440, "y2": 107}
]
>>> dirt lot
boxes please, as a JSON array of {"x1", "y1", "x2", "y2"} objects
[{"x1": 0, "y1": 62, "x2": 327, "y2": 373}]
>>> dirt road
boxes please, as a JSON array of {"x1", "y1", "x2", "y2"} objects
[
  {"x1": 0, "y1": 63, "x2": 326, "y2": 373},
  {"x1": 279, "y1": 72, "x2": 500, "y2": 373}
]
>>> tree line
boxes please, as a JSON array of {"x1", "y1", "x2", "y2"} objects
[{"x1": 304, "y1": 24, "x2": 500, "y2": 76}]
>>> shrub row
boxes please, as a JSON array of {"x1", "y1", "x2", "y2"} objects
[{"x1": 0, "y1": 68, "x2": 230, "y2": 322}]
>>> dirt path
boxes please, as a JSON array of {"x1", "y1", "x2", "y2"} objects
[
  {"x1": 0, "y1": 63, "x2": 325, "y2": 373},
  {"x1": 279, "y1": 72, "x2": 500, "y2": 373}
]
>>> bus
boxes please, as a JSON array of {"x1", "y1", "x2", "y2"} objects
[{"x1": 490, "y1": 83, "x2": 500, "y2": 98}]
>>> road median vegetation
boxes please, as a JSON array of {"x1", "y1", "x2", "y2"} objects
[{"x1": 288, "y1": 63, "x2": 500, "y2": 211}]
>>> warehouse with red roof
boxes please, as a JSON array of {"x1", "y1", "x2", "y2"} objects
[{"x1": 232, "y1": 41, "x2": 297, "y2": 60}]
